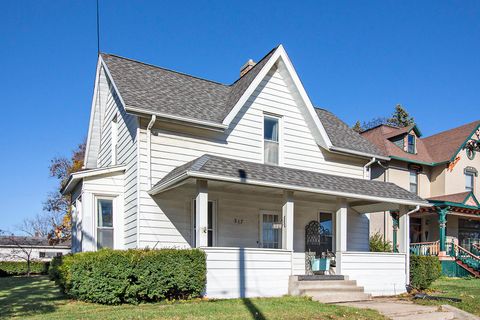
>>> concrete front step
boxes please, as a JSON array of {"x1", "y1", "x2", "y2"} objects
[
  {"x1": 297, "y1": 275, "x2": 347, "y2": 281},
  {"x1": 310, "y1": 291, "x2": 372, "y2": 304},
  {"x1": 296, "y1": 280, "x2": 359, "y2": 290}
]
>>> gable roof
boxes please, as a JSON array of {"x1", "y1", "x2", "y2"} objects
[
  {"x1": 428, "y1": 191, "x2": 479, "y2": 209},
  {"x1": 99, "y1": 46, "x2": 387, "y2": 159},
  {"x1": 150, "y1": 154, "x2": 428, "y2": 207},
  {"x1": 0, "y1": 236, "x2": 71, "y2": 248},
  {"x1": 422, "y1": 120, "x2": 480, "y2": 163},
  {"x1": 314, "y1": 108, "x2": 386, "y2": 157},
  {"x1": 361, "y1": 120, "x2": 480, "y2": 166}
]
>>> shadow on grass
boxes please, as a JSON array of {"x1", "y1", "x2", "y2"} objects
[
  {"x1": 0, "y1": 276, "x2": 67, "y2": 318},
  {"x1": 241, "y1": 298, "x2": 266, "y2": 320}
]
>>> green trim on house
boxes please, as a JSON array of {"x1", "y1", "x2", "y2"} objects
[
  {"x1": 389, "y1": 155, "x2": 448, "y2": 167},
  {"x1": 429, "y1": 200, "x2": 479, "y2": 211},
  {"x1": 449, "y1": 122, "x2": 480, "y2": 163}
]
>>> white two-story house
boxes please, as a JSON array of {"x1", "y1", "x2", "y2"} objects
[{"x1": 62, "y1": 45, "x2": 428, "y2": 299}]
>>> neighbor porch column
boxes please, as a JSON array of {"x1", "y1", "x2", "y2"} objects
[
  {"x1": 335, "y1": 198, "x2": 348, "y2": 274},
  {"x1": 282, "y1": 191, "x2": 294, "y2": 251},
  {"x1": 195, "y1": 179, "x2": 208, "y2": 247},
  {"x1": 437, "y1": 206, "x2": 449, "y2": 254}
]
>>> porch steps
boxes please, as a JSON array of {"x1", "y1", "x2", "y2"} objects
[
  {"x1": 288, "y1": 275, "x2": 372, "y2": 303},
  {"x1": 456, "y1": 260, "x2": 480, "y2": 278}
]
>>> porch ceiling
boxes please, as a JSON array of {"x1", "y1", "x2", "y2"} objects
[{"x1": 149, "y1": 154, "x2": 429, "y2": 211}]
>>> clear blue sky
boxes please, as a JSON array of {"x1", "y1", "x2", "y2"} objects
[{"x1": 1, "y1": 1, "x2": 479, "y2": 232}]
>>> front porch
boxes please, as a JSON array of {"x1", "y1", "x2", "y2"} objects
[{"x1": 148, "y1": 155, "x2": 427, "y2": 298}]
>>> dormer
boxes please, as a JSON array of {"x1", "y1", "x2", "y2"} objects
[{"x1": 386, "y1": 124, "x2": 422, "y2": 155}]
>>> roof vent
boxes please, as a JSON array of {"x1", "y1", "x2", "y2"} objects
[{"x1": 240, "y1": 59, "x2": 256, "y2": 77}]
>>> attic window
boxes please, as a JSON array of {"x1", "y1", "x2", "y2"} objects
[{"x1": 407, "y1": 134, "x2": 416, "y2": 154}]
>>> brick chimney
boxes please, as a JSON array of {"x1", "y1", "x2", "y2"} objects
[{"x1": 240, "y1": 59, "x2": 256, "y2": 77}]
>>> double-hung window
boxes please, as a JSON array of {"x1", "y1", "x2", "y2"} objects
[
  {"x1": 264, "y1": 115, "x2": 280, "y2": 165},
  {"x1": 466, "y1": 172, "x2": 475, "y2": 192},
  {"x1": 97, "y1": 198, "x2": 114, "y2": 249},
  {"x1": 407, "y1": 134, "x2": 416, "y2": 154},
  {"x1": 409, "y1": 170, "x2": 418, "y2": 194}
]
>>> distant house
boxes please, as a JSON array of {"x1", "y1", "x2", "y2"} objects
[
  {"x1": 62, "y1": 45, "x2": 428, "y2": 300},
  {"x1": 362, "y1": 121, "x2": 480, "y2": 276},
  {"x1": 0, "y1": 236, "x2": 71, "y2": 262}
]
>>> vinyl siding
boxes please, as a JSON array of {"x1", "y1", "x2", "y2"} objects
[{"x1": 137, "y1": 62, "x2": 366, "y2": 248}]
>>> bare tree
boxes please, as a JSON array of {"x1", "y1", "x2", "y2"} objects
[
  {"x1": 0, "y1": 230, "x2": 44, "y2": 276},
  {"x1": 16, "y1": 212, "x2": 62, "y2": 238}
]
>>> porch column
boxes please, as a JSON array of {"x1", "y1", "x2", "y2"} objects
[
  {"x1": 399, "y1": 205, "x2": 410, "y2": 284},
  {"x1": 437, "y1": 206, "x2": 449, "y2": 254},
  {"x1": 390, "y1": 211, "x2": 399, "y2": 253},
  {"x1": 282, "y1": 191, "x2": 294, "y2": 251},
  {"x1": 195, "y1": 179, "x2": 208, "y2": 247},
  {"x1": 335, "y1": 198, "x2": 348, "y2": 253}
]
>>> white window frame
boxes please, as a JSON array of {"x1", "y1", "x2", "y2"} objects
[
  {"x1": 191, "y1": 199, "x2": 217, "y2": 247},
  {"x1": 259, "y1": 210, "x2": 282, "y2": 249},
  {"x1": 409, "y1": 170, "x2": 418, "y2": 195},
  {"x1": 94, "y1": 195, "x2": 116, "y2": 251},
  {"x1": 466, "y1": 172, "x2": 475, "y2": 192},
  {"x1": 262, "y1": 113, "x2": 283, "y2": 166}
]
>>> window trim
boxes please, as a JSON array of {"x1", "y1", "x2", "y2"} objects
[
  {"x1": 95, "y1": 196, "x2": 115, "y2": 251},
  {"x1": 111, "y1": 115, "x2": 118, "y2": 165},
  {"x1": 262, "y1": 113, "x2": 283, "y2": 166},
  {"x1": 259, "y1": 210, "x2": 282, "y2": 249},
  {"x1": 191, "y1": 199, "x2": 217, "y2": 247}
]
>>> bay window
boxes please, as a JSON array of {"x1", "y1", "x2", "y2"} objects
[{"x1": 97, "y1": 198, "x2": 114, "y2": 249}]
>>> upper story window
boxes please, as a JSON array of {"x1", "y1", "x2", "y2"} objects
[
  {"x1": 407, "y1": 134, "x2": 416, "y2": 154},
  {"x1": 264, "y1": 115, "x2": 280, "y2": 165},
  {"x1": 466, "y1": 172, "x2": 475, "y2": 192},
  {"x1": 97, "y1": 198, "x2": 114, "y2": 249},
  {"x1": 409, "y1": 170, "x2": 418, "y2": 194}
]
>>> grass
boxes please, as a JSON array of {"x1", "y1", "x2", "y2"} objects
[
  {"x1": 414, "y1": 277, "x2": 480, "y2": 316},
  {"x1": 0, "y1": 276, "x2": 385, "y2": 320}
]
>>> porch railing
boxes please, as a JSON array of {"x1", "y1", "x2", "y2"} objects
[
  {"x1": 472, "y1": 243, "x2": 480, "y2": 257},
  {"x1": 410, "y1": 241, "x2": 439, "y2": 256},
  {"x1": 448, "y1": 242, "x2": 480, "y2": 272}
]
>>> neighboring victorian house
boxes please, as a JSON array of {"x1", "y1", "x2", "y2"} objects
[
  {"x1": 62, "y1": 45, "x2": 428, "y2": 300},
  {"x1": 362, "y1": 121, "x2": 480, "y2": 276}
]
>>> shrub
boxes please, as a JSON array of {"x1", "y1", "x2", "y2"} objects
[
  {"x1": 50, "y1": 248, "x2": 206, "y2": 304},
  {"x1": 369, "y1": 232, "x2": 393, "y2": 252},
  {"x1": 0, "y1": 261, "x2": 49, "y2": 276},
  {"x1": 410, "y1": 255, "x2": 442, "y2": 290}
]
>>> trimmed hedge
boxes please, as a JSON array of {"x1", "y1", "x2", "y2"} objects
[
  {"x1": 410, "y1": 255, "x2": 442, "y2": 290},
  {"x1": 0, "y1": 261, "x2": 49, "y2": 276},
  {"x1": 49, "y1": 248, "x2": 206, "y2": 304}
]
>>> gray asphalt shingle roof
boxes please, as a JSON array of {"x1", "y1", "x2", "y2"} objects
[
  {"x1": 101, "y1": 47, "x2": 385, "y2": 157},
  {"x1": 153, "y1": 154, "x2": 427, "y2": 204},
  {"x1": 0, "y1": 236, "x2": 71, "y2": 247},
  {"x1": 315, "y1": 108, "x2": 387, "y2": 157}
]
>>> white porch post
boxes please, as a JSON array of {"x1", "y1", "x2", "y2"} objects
[
  {"x1": 335, "y1": 198, "x2": 348, "y2": 274},
  {"x1": 195, "y1": 179, "x2": 208, "y2": 247},
  {"x1": 282, "y1": 191, "x2": 294, "y2": 251},
  {"x1": 399, "y1": 205, "x2": 410, "y2": 284}
]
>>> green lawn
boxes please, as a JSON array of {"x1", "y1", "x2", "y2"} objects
[
  {"x1": 414, "y1": 277, "x2": 480, "y2": 316},
  {"x1": 0, "y1": 276, "x2": 385, "y2": 320}
]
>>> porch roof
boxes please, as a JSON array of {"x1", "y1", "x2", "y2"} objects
[{"x1": 149, "y1": 154, "x2": 429, "y2": 207}]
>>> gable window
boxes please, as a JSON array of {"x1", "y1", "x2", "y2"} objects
[
  {"x1": 264, "y1": 115, "x2": 280, "y2": 165},
  {"x1": 192, "y1": 200, "x2": 216, "y2": 247},
  {"x1": 39, "y1": 252, "x2": 46, "y2": 258},
  {"x1": 466, "y1": 172, "x2": 475, "y2": 192},
  {"x1": 259, "y1": 212, "x2": 281, "y2": 248},
  {"x1": 407, "y1": 134, "x2": 416, "y2": 154},
  {"x1": 97, "y1": 198, "x2": 114, "y2": 249},
  {"x1": 409, "y1": 170, "x2": 418, "y2": 194}
]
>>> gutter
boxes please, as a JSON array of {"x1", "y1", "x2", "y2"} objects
[
  {"x1": 363, "y1": 157, "x2": 376, "y2": 179},
  {"x1": 147, "y1": 115, "x2": 157, "y2": 188}
]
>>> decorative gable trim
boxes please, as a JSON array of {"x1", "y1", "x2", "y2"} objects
[
  {"x1": 450, "y1": 122, "x2": 480, "y2": 163},
  {"x1": 221, "y1": 45, "x2": 333, "y2": 150}
]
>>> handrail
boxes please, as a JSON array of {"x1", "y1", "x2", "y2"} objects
[
  {"x1": 410, "y1": 241, "x2": 439, "y2": 256},
  {"x1": 452, "y1": 242, "x2": 480, "y2": 260}
]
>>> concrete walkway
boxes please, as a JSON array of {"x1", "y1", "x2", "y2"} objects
[{"x1": 337, "y1": 298, "x2": 479, "y2": 320}]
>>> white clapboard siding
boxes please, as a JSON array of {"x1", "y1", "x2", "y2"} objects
[
  {"x1": 338, "y1": 252, "x2": 407, "y2": 296},
  {"x1": 292, "y1": 252, "x2": 307, "y2": 275},
  {"x1": 203, "y1": 248, "x2": 293, "y2": 298},
  {"x1": 137, "y1": 62, "x2": 365, "y2": 248},
  {"x1": 347, "y1": 210, "x2": 370, "y2": 252}
]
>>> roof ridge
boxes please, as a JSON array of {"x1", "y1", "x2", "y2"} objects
[{"x1": 101, "y1": 53, "x2": 230, "y2": 87}]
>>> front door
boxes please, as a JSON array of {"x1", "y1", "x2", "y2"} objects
[{"x1": 305, "y1": 212, "x2": 333, "y2": 257}]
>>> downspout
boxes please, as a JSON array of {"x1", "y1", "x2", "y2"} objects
[
  {"x1": 147, "y1": 115, "x2": 156, "y2": 188},
  {"x1": 363, "y1": 157, "x2": 376, "y2": 179}
]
